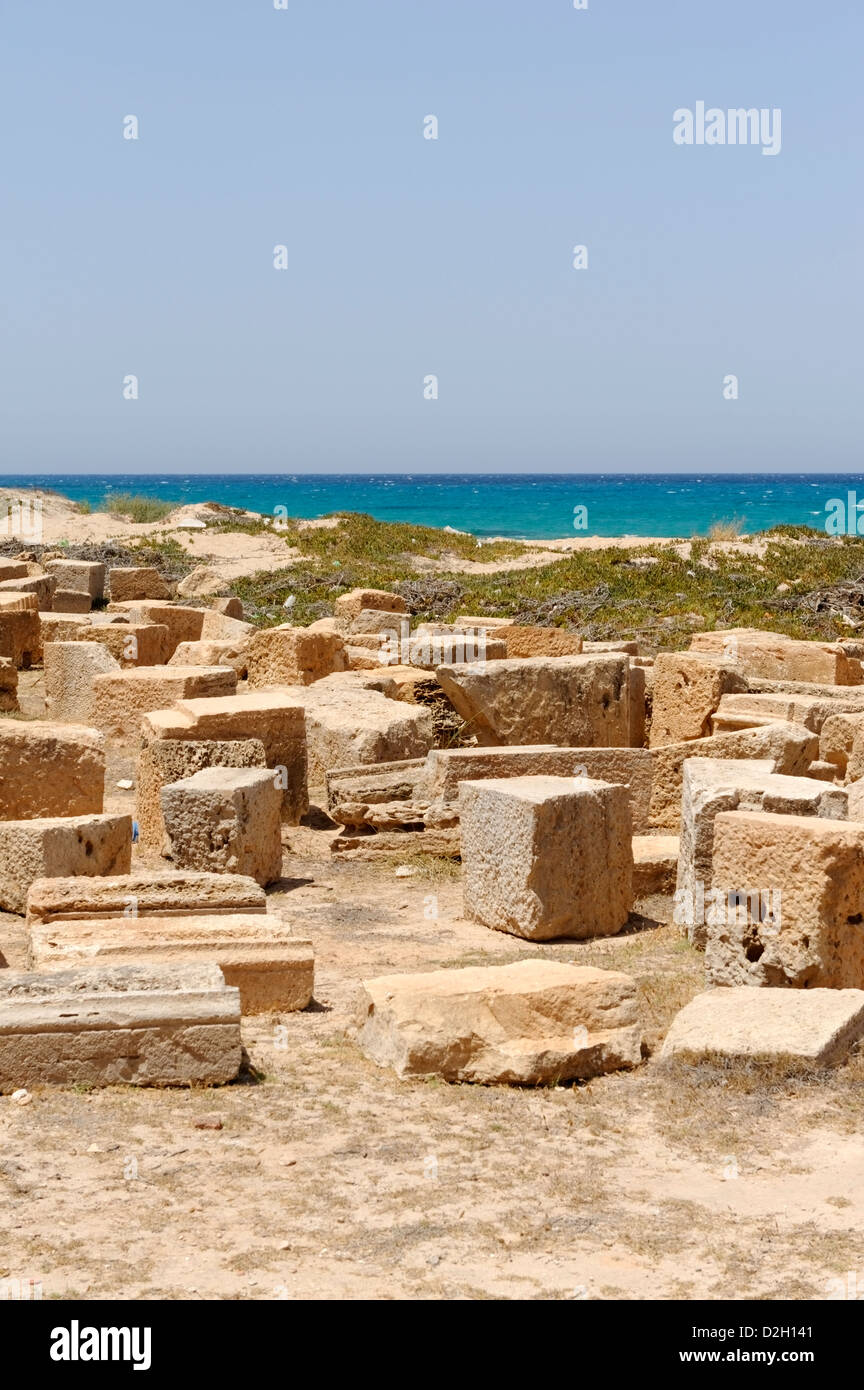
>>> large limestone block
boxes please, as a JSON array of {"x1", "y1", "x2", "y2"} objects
[
  {"x1": 406, "y1": 625, "x2": 508, "y2": 670},
  {"x1": 499, "y1": 626, "x2": 583, "y2": 658},
  {"x1": 52, "y1": 589, "x2": 91, "y2": 613},
  {"x1": 0, "y1": 962, "x2": 241, "y2": 1090},
  {"x1": 712, "y1": 691, "x2": 861, "y2": 736},
  {"x1": 161, "y1": 767, "x2": 282, "y2": 885},
  {"x1": 39, "y1": 612, "x2": 91, "y2": 645},
  {"x1": 88, "y1": 623, "x2": 169, "y2": 667},
  {"x1": 459, "y1": 775, "x2": 633, "y2": 940},
  {"x1": 106, "y1": 601, "x2": 205, "y2": 657},
  {"x1": 676, "y1": 760, "x2": 848, "y2": 948},
  {"x1": 0, "y1": 814, "x2": 132, "y2": 914},
  {"x1": 43, "y1": 641, "x2": 120, "y2": 722},
  {"x1": 629, "y1": 662, "x2": 647, "y2": 748},
  {"x1": 90, "y1": 665, "x2": 237, "y2": 739},
  {"x1": 426, "y1": 745, "x2": 655, "y2": 831},
  {"x1": 648, "y1": 721, "x2": 818, "y2": 830},
  {"x1": 137, "y1": 738, "x2": 267, "y2": 851},
  {"x1": 0, "y1": 720, "x2": 105, "y2": 819},
  {"x1": 199, "y1": 610, "x2": 255, "y2": 642},
  {"x1": 28, "y1": 915, "x2": 314, "y2": 1015},
  {"x1": 0, "y1": 561, "x2": 29, "y2": 583},
  {"x1": 820, "y1": 713, "x2": 864, "y2": 781},
  {"x1": 108, "y1": 567, "x2": 172, "y2": 601},
  {"x1": 660, "y1": 988, "x2": 864, "y2": 1069},
  {"x1": 707, "y1": 811, "x2": 864, "y2": 989},
  {"x1": 246, "y1": 625, "x2": 346, "y2": 687},
  {"x1": 26, "y1": 870, "x2": 266, "y2": 924},
  {"x1": 0, "y1": 607, "x2": 41, "y2": 667},
  {"x1": 168, "y1": 639, "x2": 249, "y2": 678},
  {"x1": 690, "y1": 629, "x2": 857, "y2": 685},
  {"x1": 44, "y1": 560, "x2": 105, "y2": 601},
  {"x1": 0, "y1": 573, "x2": 56, "y2": 610},
  {"x1": 334, "y1": 588, "x2": 408, "y2": 621},
  {"x1": 436, "y1": 655, "x2": 630, "y2": 748},
  {"x1": 142, "y1": 693, "x2": 307, "y2": 823},
  {"x1": 633, "y1": 835, "x2": 679, "y2": 898},
  {"x1": 287, "y1": 685, "x2": 433, "y2": 786},
  {"x1": 356, "y1": 960, "x2": 642, "y2": 1084},
  {"x1": 649, "y1": 652, "x2": 747, "y2": 748}
]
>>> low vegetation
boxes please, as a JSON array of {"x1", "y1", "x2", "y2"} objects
[{"x1": 97, "y1": 492, "x2": 176, "y2": 523}]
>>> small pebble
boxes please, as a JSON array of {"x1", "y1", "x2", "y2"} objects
[
  {"x1": 394, "y1": 866, "x2": 415, "y2": 878},
  {"x1": 10, "y1": 1089, "x2": 31, "y2": 1106},
  {"x1": 116, "y1": 779, "x2": 134, "y2": 790}
]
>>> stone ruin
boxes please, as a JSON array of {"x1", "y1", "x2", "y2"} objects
[{"x1": 3, "y1": 572, "x2": 864, "y2": 1089}]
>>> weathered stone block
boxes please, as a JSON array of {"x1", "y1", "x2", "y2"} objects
[
  {"x1": 660, "y1": 988, "x2": 864, "y2": 1069},
  {"x1": 43, "y1": 641, "x2": 120, "y2": 722},
  {"x1": 690, "y1": 629, "x2": 857, "y2": 685},
  {"x1": 90, "y1": 666, "x2": 237, "y2": 739},
  {"x1": 0, "y1": 814, "x2": 132, "y2": 914},
  {"x1": 0, "y1": 720, "x2": 105, "y2": 819},
  {"x1": 136, "y1": 737, "x2": 268, "y2": 852},
  {"x1": 26, "y1": 870, "x2": 267, "y2": 923},
  {"x1": 44, "y1": 560, "x2": 105, "y2": 600},
  {"x1": 437, "y1": 655, "x2": 630, "y2": 748},
  {"x1": 0, "y1": 962, "x2": 241, "y2": 1089},
  {"x1": 161, "y1": 768, "x2": 282, "y2": 885},
  {"x1": 108, "y1": 567, "x2": 172, "y2": 601},
  {"x1": 459, "y1": 775, "x2": 633, "y2": 940},
  {"x1": 707, "y1": 811, "x2": 864, "y2": 989},
  {"x1": 246, "y1": 625, "x2": 346, "y2": 687},
  {"x1": 334, "y1": 588, "x2": 408, "y2": 621},
  {"x1": 356, "y1": 960, "x2": 641, "y2": 1084},
  {"x1": 649, "y1": 652, "x2": 748, "y2": 748}
]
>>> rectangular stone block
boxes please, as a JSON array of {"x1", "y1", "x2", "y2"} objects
[
  {"x1": 287, "y1": 685, "x2": 433, "y2": 787},
  {"x1": 90, "y1": 665, "x2": 237, "y2": 739},
  {"x1": 161, "y1": 768, "x2": 282, "y2": 885},
  {"x1": 649, "y1": 652, "x2": 748, "y2": 747},
  {"x1": 0, "y1": 962, "x2": 241, "y2": 1090},
  {"x1": 44, "y1": 560, "x2": 105, "y2": 600},
  {"x1": 648, "y1": 721, "x2": 818, "y2": 830},
  {"x1": 712, "y1": 691, "x2": 861, "y2": 735},
  {"x1": 0, "y1": 608, "x2": 41, "y2": 667},
  {"x1": 676, "y1": 759, "x2": 848, "y2": 949},
  {"x1": 88, "y1": 623, "x2": 169, "y2": 667},
  {"x1": 707, "y1": 811, "x2": 864, "y2": 989},
  {"x1": 0, "y1": 561, "x2": 29, "y2": 583},
  {"x1": 660, "y1": 988, "x2": 864, "y2": 1069},
  {"x1": 0, "y1": 656, "x2": 18, "y2": 713},
  {"x1": 28, "y1": 916, "x2": 314, "y2": 1015},
  {"x1": 690, "y1": 629, "x2": 858, "y2": 685},
  {"x1": 26, "y1": 870, "x2": 267, "y2": 924},
  {"x1": 52, "y1": 589, "x2": 92, "y2": 613},
  {"x1": 356, "y1": 960, "x2": 641, "y2": 1084},
  {"x1": 39, "y1": 612, "x2": 91, "y2": 645},
  {"x1": 0, "y1": 814, "x2": 132, "y2": 914},
  {"x1": 108, "y1": 567, "x2": 172, "y2": 601},
  {"x1": 437, "y1": 654, "x2": 630, "y2": 748},
  {"x1": 0, "y1": 574, "x2": 56, "y2": 611},
  {"x1": 334, "y1": 588, "x2": 408, "y2": 620},
  {"x1": 459, "y1": 775, "x2": 633, "y2": 940},
  {"x1": 426, "y1": 745, "x2": 655, "y2": 831},
  {"x1": 499, "y1": 626, "x2": 583, "y2": 658},
  {"x1": 106, "y1": 602, "x2": 204, "y2": 657},
  {"x1": 142, "y1": 693, "x2": 308, "y2": 823},
  {"x1": 137, "y1": 738, "x2": 268, "y2": 852},
  {"x1": 44, "y1": 641, "x2": 120, "y2": 723},
  {"x1": 0, "y1": 719, "x2": 105, "y2": 819},
  {"x1": 246, "y1": 625, "x2": 345, "y2": 687}
]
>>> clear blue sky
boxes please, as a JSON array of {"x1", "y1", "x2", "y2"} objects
[{"x1": 2, "y1": 0, "x2": 861, "y2": 474}]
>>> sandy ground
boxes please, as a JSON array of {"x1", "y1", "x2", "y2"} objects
[
  {"x1": 1, "y1": 674, "x2": 862, "y2": 1302},
  {"x1": 0, "y1": 487, "x2": 775, "y2": 582}
]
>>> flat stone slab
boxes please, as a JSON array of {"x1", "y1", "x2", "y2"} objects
[
  {"x1": 660, "y1": 988, "x2": 864, "y2": 1068},
  {"x1": 26, "y1": 871, "x2": 267, "y2": 924},
  {"x1": 356, "y1": 959, "x2": 641, "y2": 1084},
  {"x1": 28, "y1": 915, "x2": 314, "y2": 1015},
  {"x1": 0, "y1": 962, "x2": 241, "y2": 1089}
]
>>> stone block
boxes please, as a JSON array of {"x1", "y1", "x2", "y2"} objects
[
  {"x1": 287, "y1": 685, "x2": 433, "y2": 786},
  {"x1": 44, "y1": 560, "x2": 105, "y2": 600},
  {"x1": 108, "y1": 567, "x2": 172, "y2": 602},
  {"x1": 161, "y1": 768, "x2": 282, "y2": 885},
  {"x1": 660, "y1": 988, "x2": 864, "y2": 1069},
  {"x1": 245, "y1": 625, "x2": 346, "y2": 687},
  {"x1": 0, "y1": 962, "x2": 241, "y2": 1089},
  {"x1": 649, "y1": 652, "x2": 748, "y2": 747},
  {"x1": 136, "y1": 738, "x2": 268, "y2": 852},
  {"x1": 88, "y1": 623, "x2": 169, "y2": 667},
  {"x1": 499, "y1": 626, "x2": 583, "y2": 658},
  {"x1": 334, "y1": 588, "x2": 408, "y2": 621},
  {"x1": 459, "y1": 775, "x2": 632, "y2": 940},
  {"x1": 0, "y1": 813, "x2": 132, "y2": 914},
  {"x1": 90, "y1": 665, "x2": 237, "y2": 739},
  {"x1": 43, "y1": 641, "x2": 120, "y2": 722},
  {"x1": 436, "y1": 655, "x2": 630, "y2": 748},
  {"x1": 356, "y1": 960, "x2": 641, "y2": 1084},
  {"x1": 29, "y1": 915, "x2": 314, "y2": 1015},
  {"x1": 0, "y1": 607, "x2": 41, "y2": 667},
  {"x1": 707, "y1": 811, "x2": 864, "y2": 988},
  {"x1": 0, "y1": 574, "x2": 56, "y2": 610},
  {"x1": 0, "y1": 656, "x2": 18, "y2": 713},
  {"x1": 26, "y1": 870, "x2": 267, "y2": 923},
  {"x1": 690, "y1": 629, "x2": 857, "y2": 685},
  {"x1": 142, "y1": 693, "x2": 307, "y2": 823},
  {"x1": 106, "y1": 602, "x2": 205, "y2": 657},
  {"x1": 0, "y1": 720, "x2": 105, "y2": 819}
]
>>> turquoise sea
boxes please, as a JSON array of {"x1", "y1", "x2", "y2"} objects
[{"x1": 1, "y1": 474, "x2": 859, "y2": 541}]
